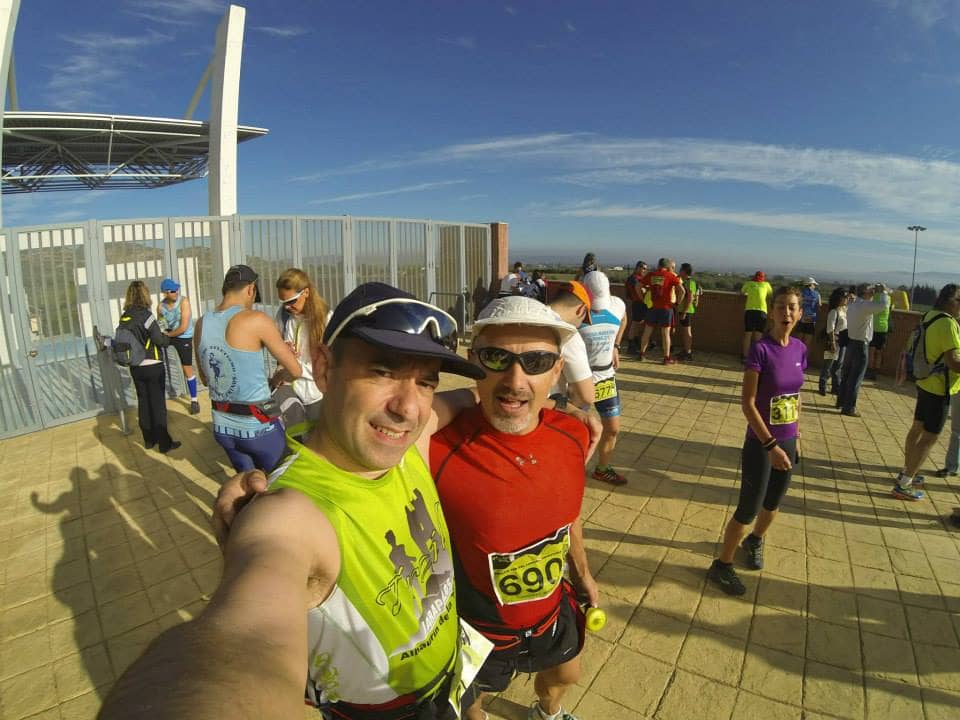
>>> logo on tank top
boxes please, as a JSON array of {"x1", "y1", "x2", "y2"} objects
[
  {"x1": 376, "y1": 488, "x2": 455, "y2": 658},
  {"x1": 202, "y1": 345, "x2": 238, "y2": 398}
]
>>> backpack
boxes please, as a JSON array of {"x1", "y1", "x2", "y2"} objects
[
  {"x1": 904, "y1": 312, "x2": 951, "y2": 383},
  {"x1": 112, "y1": 312, "x2": 156, "y2": 367}
]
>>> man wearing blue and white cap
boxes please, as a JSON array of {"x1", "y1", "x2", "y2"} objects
[
  {"x1": 104, "y1": 282, "x2": 490, "y2": 720},
  {"x1": 158, "y1": 277, "x2": 200, "y2": 413}
]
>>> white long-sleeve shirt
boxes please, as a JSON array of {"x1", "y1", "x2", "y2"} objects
[{"x1": 845, "y1": 297, "x2": 886, "y2": 343}]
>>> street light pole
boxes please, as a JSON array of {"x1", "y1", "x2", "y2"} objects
[{"x1": 907, "y1": 225, "x2": 926, "y2": 306}]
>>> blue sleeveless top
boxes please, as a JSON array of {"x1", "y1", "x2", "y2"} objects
[
  {"x1": 198, "y1": 305, "x2": 273, "y2": 437},
  {"x1": 158, "y1": 296, "x2": 194, "y2": 339}
]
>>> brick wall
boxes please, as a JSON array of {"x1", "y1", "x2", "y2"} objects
[{"x1": 610, "y1": 284, "x2": 921, "y2": 376}]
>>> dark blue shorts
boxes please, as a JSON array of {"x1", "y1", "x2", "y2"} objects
[
  {"x1": 214, "y1": 418, "x2": 286, "y2": 473},
  {"x1": 646, "y1": 308, "x2": 673, "y2": 327}
]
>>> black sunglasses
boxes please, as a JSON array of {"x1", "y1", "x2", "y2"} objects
[{"x1": 475, "y1": 347, "x2": 560, "y2": 375}]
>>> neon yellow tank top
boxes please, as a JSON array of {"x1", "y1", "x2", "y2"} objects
[{"x1": 269, "y1": 440, "x2": 459, "y2": 708}]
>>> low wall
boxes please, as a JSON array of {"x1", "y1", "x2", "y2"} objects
[{"x1": 608, "y1": 285, "x2": 921, "y2": 376}]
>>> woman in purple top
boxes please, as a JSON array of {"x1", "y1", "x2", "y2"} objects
[{"x1": 708, "y1": 286, "x2": 807, "y2": 596}]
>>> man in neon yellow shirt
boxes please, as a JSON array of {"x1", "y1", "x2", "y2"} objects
[
  {"x1": 102, "y1": 283, "x2": 489, "y2": 719},
  {"x1": 893, "y1": 284, "x2": 960, "y2": 501},
  {"x1": 741, "y1": 271, "x2": 773, "y2": 361}
]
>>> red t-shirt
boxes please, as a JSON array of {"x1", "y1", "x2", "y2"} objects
[
  {"x1": 430, "y1": 406, "x2": 588, "y2": 631},
  {"x1": 625, "y1": 272, "x2": 645, "y2": 302},
  {"x1": 642, "y1": 268, "x2": 682, "y2": 310}
]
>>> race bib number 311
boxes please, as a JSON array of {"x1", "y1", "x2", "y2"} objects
[
  {"x1": 488, "y1": 526, "x2": 571, "y2": 606},
  {"x1": 770, "y1": 393, "x2": 799, "y2": 425}
]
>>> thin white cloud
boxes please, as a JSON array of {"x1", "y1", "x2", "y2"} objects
[
  {"x1": 554, "y1": 201, "x2": 958, "y2": 252},
  {"x1": 253, "y1": 25, "x2": 311, "y2": 38},
  {"x1": 309, "y1": 180, "x2": 468, "y2": 204},
  {"x1": 505, "y1": 6, "x2": 517, "y2": 15},
  {"x1": 458, "y1": 193, "x2": 489, "y2": 201},
  {"x1": 126, "y1": 0, "x2": 225, "y2": 22},
  {"x1": 440, "y1": 36, "x2": 477, "y2": 50},
  {"x1": 565, "y1": 20, "x2": 577, "y2": 32},
  {"x1": 45, "y1": 31, "x2": 171, "y2": 110},
  {"x1": 294, "y1": 133, "x2": 960, "y2": 224},
  {"x1": 873, "y1": 0, "x2": 960, "y2": 33}
]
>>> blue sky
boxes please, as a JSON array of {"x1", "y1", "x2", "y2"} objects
[{"x1": 6, "y1": 0, "x2": 960, "y2": 277}]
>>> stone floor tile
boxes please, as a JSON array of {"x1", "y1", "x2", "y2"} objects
[
  {"x1": 928, "y1": 555, "x2": 960, "y2": 586},
  {"x1": 851, "y1": 564, "x2": 900, "y2": 602},
  {"x1": 888, "y1": 548, "x2": 935, "y2": 579},
  {"x1": 590, "y1": 645, "x2": 672, "y2": 716},
  {"x1": 640, "y1": 577, "x2": 702, "y2": 623},
  {"x1": 692, "y1": 584, "x2": 754, "y2": 640},
  {"x1": 144, "y1": 572, "x2": 202, "y2": 618},
  {"x1": 52, "y1": 644, "x2": 113, "y2": 702},
  {"x1": 577, "y1": 635, "x2": 615, "y2": 686},
  {"x1": 807, "y1": 555, "x2": 854, "y2": 588},
  {"x1": 807, "y1": 584, "x2": 857, "y2": 627},
  {"x1": 857, "y1": 594, "x2": 909, "y2": 639},
  {"x1": 48, "y1": 611, "x2": 102, "y2": 656},
  {"x1": 657, "y1": 549, "x2": 710, "y2": 589},
  {"x1": 847, "y1": 540, "x2": 892, "y2": 571},
  {"x1": 655, "y1": 669, "x2": 736, "y2": 720},
  {"x1": 905, "y1": 605, "x2": 959, "y2": 648},
  {"x1": 91, "y1": 565, "x2": 143, "y2": 605},
  {"x1": 620, "y1": 608, "x2": 689, "y2": 664},
  {"x1": 135, "y1": 548, "x2": 189, "y2": 588},
  {"x1": 915, "y1": 642, "x2": 960, "y2": 692},
  {"x1": 863, "y1": 676, "x2": 924, "y2": 719},
  {"x1": 921, "y1": 687, "x2": 960, "y2": 720},
  {"x1": 895, "y1": 573, "x2": 946, "y2": 610},
  {"x1": 55, "y1": 690, "x2": 101, "y2": 720},
  {"x1": 750, "y1": 605, "x2": 806, "y2": 655},
  {"x1": 755, "y1": 573, "x2": 806, "y2": 616},
  {"x1": 676, "y1": 626, "x2": 745, "y2": 686},
  {"x1": 0, "y1": 627, "x2": 52, "y2": 680},
  {"x1": 806, "y1": 618, "x2": 861, "y2": 671},
  {"x1": 802, "y1": 660, "x2": 864, "y2": 720},
  {"x1": 731, "y1": 690, "x2": 800, "y2": 720},
  {"x1": 615, "y1": 538, "x2": 668, "y2": 575},
  {"x1": 590, "y1": 503, "x2": 640, "y2": 534},
  {"x1": 0, "y1": 665, "x2": 58, "y2": 720},
  {"x1": 595, "y1": 558, "x2": 652, "y2": 606},
  {"x1": 573, "y1": 690, "x2": 648, "y2": 720},
  {"x1": 762, "y1": 547, "x2": 806, "y2": 583},
  {"x1": 97, "y1": 591, "x2": 154, "y2": 639},
  {"x1": 805, "y1": 532, "x2": 848, "y2": 563},
  {"x1": 591, "y1": 595, "x2": 638, "y2": 645},
  {"x1": 739, "y1": 644, "x2": 804, "y2": 707},
  {"x1": 861, "y1": 630, "x2": 918, "y2": 683},
  {"x1": 0, "y1": 597, "x2": 48, "y2": 641},
  {"x1": 105, "y1": 621, "x2": 161, "y2": 678}
]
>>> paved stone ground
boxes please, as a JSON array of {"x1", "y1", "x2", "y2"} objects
[{"x1": 1, "y1": 351, "x2": 959, "y2": 719}]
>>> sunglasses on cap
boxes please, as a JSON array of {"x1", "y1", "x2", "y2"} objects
[
  {"x1": 326, "y1": 298, "x2": 459, "y2": 352},
  {"x1": 474, "y1": 347, "x2": 560, "y2": 375},
  {"x1": 282, "y1": 288, "x2": 307, "y2": 307}
]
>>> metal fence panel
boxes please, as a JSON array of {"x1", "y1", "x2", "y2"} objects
[
  {"x1": 300, "y1": 218, "x2": 345, "y2": 309},
  {"x1": 14, "y1": 225, "x2": 106, "y2": 426},
  {"x1": 0, "y1": 213, "x2": 490, "y2": 439},
  {"x1": 241, "y1": 217, "x2": 297, "y2": 307},
  {"x1": 354, "y1": 218, "x2": 391, "y2": 287},
  {"x1": 0, "y1": 231, "x2": 41, "y2": 437},
  {"x1": 395, "y1": 221, "x2": 427, "y2": 299}
]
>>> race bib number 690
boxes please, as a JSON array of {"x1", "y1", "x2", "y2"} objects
[{"x1": 488, "y1": 526, "x2": 571, "y2": 606}]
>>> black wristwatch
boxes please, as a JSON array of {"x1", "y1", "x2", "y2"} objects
[{"x1": 549, "y1": 393, "x2": 568, "y2": 410}]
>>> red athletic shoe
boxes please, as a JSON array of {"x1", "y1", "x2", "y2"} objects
[{"x1": 663, "y1": 356, "x2": 677, "y2": 365}]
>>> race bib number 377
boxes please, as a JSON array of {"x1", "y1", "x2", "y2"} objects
[
  {"x1": 488, "y1": 526, "x2": 571, "y2": 606},
  {"x1": 770, "y1": 393, "x2": 799, "y2": 425}
]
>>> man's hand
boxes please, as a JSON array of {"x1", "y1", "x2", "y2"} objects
[
  {"x1": 212, "y1": 470, "x2": 269, "y2": 548},
  {"x1": 563, "y1": 405, "x2": 602, "y2": 463},
  {"x1": 612, "y1": 346, "x2": 620, "y2": 370},
  {"x1": 574, "y1": 570, "x2": 600, "y2": 608}
]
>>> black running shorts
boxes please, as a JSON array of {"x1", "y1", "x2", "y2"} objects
[{"x1": 914, "y1": 387, "x2": 950, "y2": 434}]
